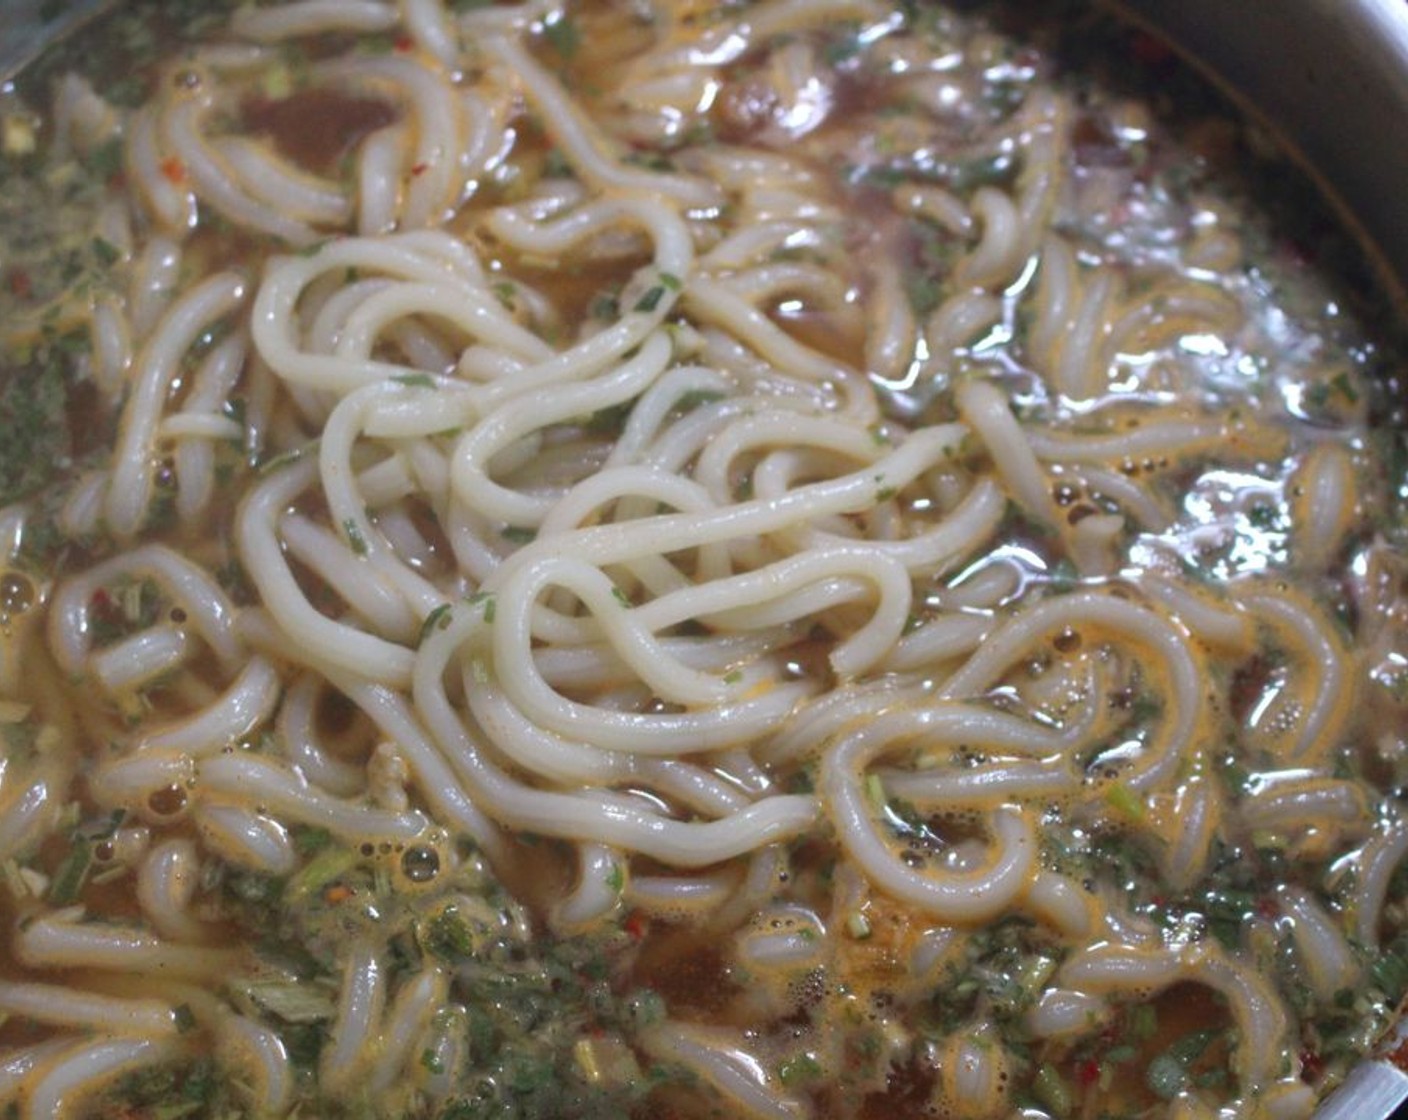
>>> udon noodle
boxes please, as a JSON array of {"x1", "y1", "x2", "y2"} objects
[{"x1": 0, "y1": 0, "x2": 1405, "y2": 1116}]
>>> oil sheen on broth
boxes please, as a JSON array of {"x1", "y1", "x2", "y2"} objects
[{"x1": 0, "y1": 1, "x2": 1405, "y2": 1118}]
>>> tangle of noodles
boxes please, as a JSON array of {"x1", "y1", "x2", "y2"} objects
[{"x1": 0, "y1": 1, "x2": 1406, "y2": 1118}]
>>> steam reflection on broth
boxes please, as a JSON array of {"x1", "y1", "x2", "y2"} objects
[{"x1": 0, "y1": 0, "x2": 1406, "y2": 1117}]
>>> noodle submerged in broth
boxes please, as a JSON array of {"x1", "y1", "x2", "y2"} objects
[{"x1": 0, "y1": 0, "x2": 1406, "y2": 1117}]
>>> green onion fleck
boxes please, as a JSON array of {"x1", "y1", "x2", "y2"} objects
[{"x1": 1146, "y1": 1053, "x2": 1188, "y2": 1100}]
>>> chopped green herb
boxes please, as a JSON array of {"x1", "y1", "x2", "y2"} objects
[
  {"x1": 90, "y1": 236, "x2": 120, "y2": 265},
  {"x1": 1167, "y1": 1028, "x2": 1218, "y2": 1066},
  {"x1": 539, "y1": 145, "x2": 577, "y2": 181},
  {"x1": 674, "y1": 389, "x2": 725, "y2": 412},
  {"x1": 241, "y1": 981, "x2": 337, "y2": 1025},
  {"x1": 1032, "y1": 1062, "x2": 1072, "y2": 1116},
  {"x1": 342, "y1": 518, "x2": 369, "y2": 557},
  {"x1": 543, "y1": 14, "x2": 580, "y2": 59},
  {"x1": 777, "y1": 1053, "x2": 822, "y2": 1086},
  {"x1": 84, "y1": 137, "x2": 124, "y2": 179},
  {"x1": 420, "y1": 603, "x2": 454, "y2": 643},
  {"x1": 1104, "y1": 782, "x2": 1145, "y2": 822},
  {"x1": 48, "y1": 840, "x2": 93, "y2": 905},
  {"x1": 258, "y1": 441, "x2": 318, "y2": 475},
  {"x1": 285, "y1": 846, "x2": 358, "y2": 900},
  {"x1": 424, "y1": 904, "x2": 478, "y2": 962},
  {"x1": 1130, "y1": 1003, "x2": 1158, "y2": 1041},
  {"x1": 591, "y1": 293, "x2": 621, "y2": 320},
  {"x1": 948, "y1": 151, "x2": 1018, "y2": 191},
  {"x1": 291, "y1": 825, "x2": 333, "y2": 857},
  {"x1": 1146, "y1": 1053, "x2": 1189, "y2": 1100}
]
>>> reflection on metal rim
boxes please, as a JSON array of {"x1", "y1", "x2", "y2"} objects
[
  {"x1": 1118, "y1": 0, "x2": 1408, "y2": 298},
  {"x1": 1314, "y1": 1059, "x2": 1408, "y2": 1120}
]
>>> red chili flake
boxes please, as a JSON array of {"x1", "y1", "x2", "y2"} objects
[
  {"x1": 1256, "y1": 896, "x2": 1279, "y2": 920},
  {"x1": 623, "y1": 911, "x2": 647, "y2": 940},
  {"x1": 394, "y1": 34, "x2": 414, "y2": 53},
  {"x1": 1300, "y1": 1048, "x2": 1325, "y2": 1082},
  {"x1": 7, "y1": 269, "x2": 31, "y2": 299},
  {"x1": 1076, "y1": 1059, "x2": 1101, "y2": 1087},
  {"x1": 1386, "y1": 1038, "x2": 1408, "y2": 1074},
  {"x1": 410, "y1": 161, "x2": 429, "y2": 177},
  {"x1": 160, "y1": 156, "x2": 187, "y2": 185},
  {"x1": 89, "y1": 587, "x2": 124, "y2": 632}
]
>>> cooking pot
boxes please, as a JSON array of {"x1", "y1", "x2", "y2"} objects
[
  {"x1": 2, "y1": 1, "x2": 1408, "y2": 1117},
  {"x1": 1120, "y1": 0, "x2": 1408, "y2": 305},
  {"x1": 1119, "y1": 4, "x2": 1408, "y2": 1117}
]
